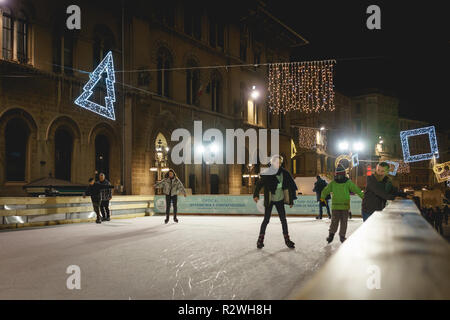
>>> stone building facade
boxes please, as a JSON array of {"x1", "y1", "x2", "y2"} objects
[{"x1": 0, "y1": 0, "x2": 307, "y2": 196}]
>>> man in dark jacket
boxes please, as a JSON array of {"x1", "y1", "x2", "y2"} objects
[
  {"x1": 444, "y1": 205, "x2": 449, "y2": 225},
  {"x1": 313, "y1": 176, "x2": 331, "y2": 219},
  {"x1": 84, "y1": 178, "x2": 114, "y2": 224},
  {"x1": 98, "y1": 173, "x2": 113, "y2": 221},
  {"x1": 253, "y1": 155, "x2": 298, "y2": 249},
  {"x1": 361, "y1": 162, "x2": 406, "y2": 222}
]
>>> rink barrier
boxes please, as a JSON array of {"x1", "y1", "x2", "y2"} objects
[
  {"x1": 293, "y1": 199, "x2": 450, "y2": 300},
  {"x1": 0, "y1": 196, "x2": 154, "y2": 229}
]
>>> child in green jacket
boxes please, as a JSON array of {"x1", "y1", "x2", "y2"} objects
[{"x1": 320, "y1": 165, "x2": 364, "y2": 243}]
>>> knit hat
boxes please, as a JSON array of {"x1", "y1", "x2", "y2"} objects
[{"x1": 335, "y1": 165, "x2": 346, "y2": 175}]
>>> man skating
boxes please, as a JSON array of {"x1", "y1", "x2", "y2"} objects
[
  {"x1": 253, "y1": 155, "x2": 298, "y2": 249},
  {"x1": 321, "y1": 165, "x2": 364, "y2": 243}
]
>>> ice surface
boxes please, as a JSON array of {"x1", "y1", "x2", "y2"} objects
[{"x1": 0, "y1": 215, "x2": 362, "y2": 300}]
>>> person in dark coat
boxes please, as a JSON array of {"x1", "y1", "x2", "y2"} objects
[
  {"x1": 444, "y1": 205, "x2": 449, "y2": 225},
  {"x1": 434, "y1": 207, "x2": 444, "y2": 235},
  {"x1": 313, "y1": 176, "x2": 331, "y2": 219},
  {"x1": 84, "y1": 178, "x2": 114, "y2": 224},
  {"x1": 361, "y1": 162, "x2": 406, "y2": 222},
  {"x1": 98, "y1": 173, "x2": 113, "y2": 221},
  {"x1": 253, "y1": 155, "x2": 298, "y2": 249}
]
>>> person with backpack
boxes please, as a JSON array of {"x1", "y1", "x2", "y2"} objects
[{"x1": 320, "y1": 165, "x2": 364, "y2": 243}]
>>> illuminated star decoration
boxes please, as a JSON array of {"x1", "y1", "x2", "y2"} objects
[
  {"x1": 385, "y1": 160, "x2": 399, "y2": 176},
  {"x1": 351, "y1": 153, "x2": 359, "y2": 167},
  {"x1": 432, "y1": 161, "x2": 450, "y2": 183},
  {"x1": 400, "y1": 126, "x2": 439, "y2": 163},
  {"x1": 75, "y1": 51, "x2": 116, "y2": 120}
]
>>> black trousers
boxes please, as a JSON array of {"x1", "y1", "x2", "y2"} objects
[
  {"x1": 93, "y1": 204, "x2": 102, "y2": 220},
  {"x1": 259, "y1": 200, "x2": 289, "y2": 235},
  {"x1": 165, "y1": 195, "x2": 178, "y2": 218},
  {"x1": 100, "y1": 200, "x2": 110, "y2": 219}
]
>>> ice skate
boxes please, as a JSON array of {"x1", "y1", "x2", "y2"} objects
[
  {"x1": 284, "y1": 234, "x2": 295, "y2": 249},
  {"x1": 164, "y1": 218, "x2": 169, "y2": 224},
  {"x1": 326, "y1": 233, "x2": 334, "y2": 244},
  {"x1": 174, "y1": 217, "x2": 179, "y2": 223},
  {"x1": 256, "y1": 234, "x2": 265, "y2": 249},
  {"x1": 340, "y1": 236, "x2": 346, "y2": 243}
]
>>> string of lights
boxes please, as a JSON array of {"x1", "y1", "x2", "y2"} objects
[{"x1": 268, "y1": 60, "x2": 336, "y2": 115}]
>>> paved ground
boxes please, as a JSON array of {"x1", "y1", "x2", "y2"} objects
[{"x1": 0, "y1": 215, "x2": 363, "y2": 300}]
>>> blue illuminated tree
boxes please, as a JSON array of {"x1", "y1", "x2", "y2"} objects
[{"x1": 75, "y1": 51, "x2": 116, "y2": 120}]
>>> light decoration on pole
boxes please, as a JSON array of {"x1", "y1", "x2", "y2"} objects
[
  {"x1": 385, "y1": 160, "x2": 400, "y2": 176},
  {"x1": 433, "y1": 161, "x2": 450, "y2": 183},
  {"x1": 268, "y1": 60, "x2": 336, "y2": 115},
  {"x1": 75, "y1": 51, "x2": 116, "y2": 120},
  {"x1": 335, "y1": 154, "x2": 352, "y2": 174},
  {"x1": 351, "y1": 153, "x2": 359, "y2": 167},
  {"x1": 397, "y1": 160, "x2": 410, "y2": 174},
  {"x1": 400, "y1": 126, "x2": 439, "y2": 163}
]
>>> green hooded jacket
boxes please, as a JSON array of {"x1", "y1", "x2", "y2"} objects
[{"x1": 320, "y1": 177, "x2": 364, "y2": 211}]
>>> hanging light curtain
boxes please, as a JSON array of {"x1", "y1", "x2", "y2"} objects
[{"x1": 268, "y1": 60, "x2": 336, "y2": 114}]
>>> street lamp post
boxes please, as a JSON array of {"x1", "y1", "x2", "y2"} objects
[{"x1": 151, "y1": 139, "x2": 169, "y2": 194}]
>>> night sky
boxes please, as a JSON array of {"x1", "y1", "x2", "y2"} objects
[{"x1": 266, "y1": 0, "x2": 449, "y2": 130}]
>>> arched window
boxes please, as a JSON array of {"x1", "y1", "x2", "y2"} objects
[
  {"x1": 55, "y1": 128, "x2": 73, "y2": 181},
  {"x1": 16, "y1": 11, "x2": 28, "y2": 63},
  {"x1": 210, "y1": 71, "x2": 221, "y2": 112},
  {"x1": 157, "y1": 47, "x2": 172, "y2": 98},
  {"x1": 186, "y1": 59, "x2": 200, "y2": 105},
  {"x1": 5, "y1": 118, "x2": 30, "y2": 181},
  {"x1": 95, "y1": 134, "x2": 110, "y2": 180},
  {"x1": 2, "y1": 7, "x2": 13, "y2": 60}
]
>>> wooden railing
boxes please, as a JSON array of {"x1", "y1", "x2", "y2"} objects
[
  {"x1": 0, "y1": 196, "x2": 155, "y2": 228},
  {"x1": 292, "y1": 199, "x2": 450, "y2": 300}
]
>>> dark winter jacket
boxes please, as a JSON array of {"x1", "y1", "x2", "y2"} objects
[
  {"x1": 361, "y1": 174, "x2": 396, "y2": 215},
  {"x1": 313, "y1": 178, "x2": 330, "y2": 201},
  {"x1": 253, "y1": 167, "x2": 298, "y2": 207},
  {"x1": 97, "y1": 179, "x2": 113, "y2": 201},
  {"x1": 85, "y1": 183, "x2": 114, "y2": 205}
]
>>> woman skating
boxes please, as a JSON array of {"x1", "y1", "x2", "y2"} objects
[
  {"x1": 154, "y1": 169, "x2": 187, "y2": 224},
  {"x1": 253, "y1": 155, "x2": 298, "y2": 249}
]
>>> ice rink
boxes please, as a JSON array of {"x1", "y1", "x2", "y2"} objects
[{"x1": 0, "y1": 215, "x2": 362, "y2": 300}]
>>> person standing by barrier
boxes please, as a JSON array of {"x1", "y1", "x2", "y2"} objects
[
  {"x1": 313, "y1": 176, "x2": 331, "y2": 219},
  {"x1": 84, "y1": 178, "x2": 114, "y2": 224},
  {"x1": 98, "y1": 173, "x2": 113, "y2": 221},
  {"x1": 361, "y1": 162, "x2": 399, "y2": 222},
  {"x1": 434, "y1": 206, "x2": 444, "y2": 235},
  {"x1": 154, "y1": 169, "x2": 187, "y2": 224},
  {"x1": 444, "y1": 205, "x2": 449, "y2": 225},
  {"x1": 253, "y1": 155, "x2": 298, "y2": 249},
  {"x1": 320, "y1": 165, "x2": 364, "y2": 243}
]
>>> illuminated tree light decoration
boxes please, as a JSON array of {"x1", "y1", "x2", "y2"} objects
[
  {"x1": 268, "y1": 60, "x2": 336, "y2": 115},
  {"x1": 385, "y1": 160, "x2": 400, "y2": 176},
  {"x1": 351, "y1": 153, "x2": 359, "y2": 167},
  {"x1": 432, "y1": 161, "x2": 450, "y2": 183},
  {"x1": 400, "y1": 126, "x2": 439, "y2": 163},
  {"x1": 75, "y1": 51, "x2": 116, "y2": 120}
]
